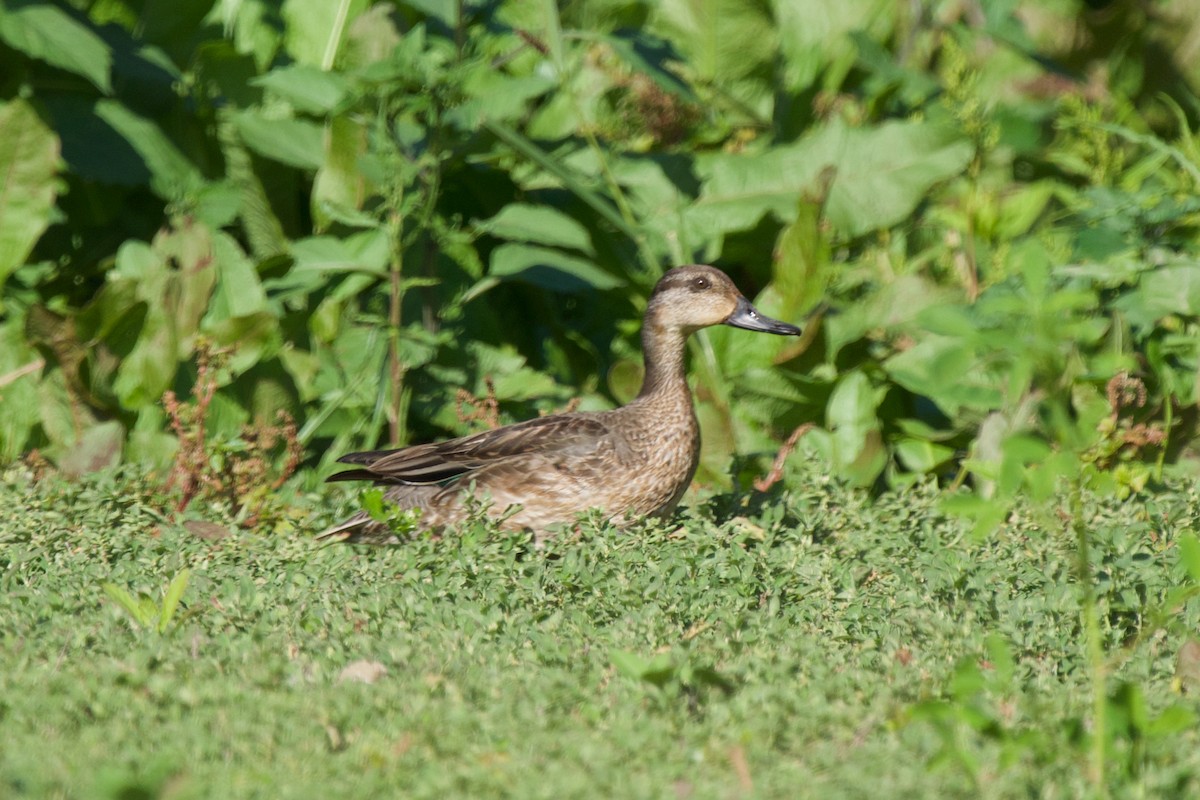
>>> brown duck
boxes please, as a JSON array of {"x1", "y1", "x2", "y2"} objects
[{"x1": 320, "y1": 264, "x2": 802, "y2": 543}]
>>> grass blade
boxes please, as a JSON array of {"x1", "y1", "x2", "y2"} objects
[{"x1": 158, "y1": 569, "x2": 191, "y2": 634}]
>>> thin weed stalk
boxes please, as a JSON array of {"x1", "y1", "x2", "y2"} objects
[{"x1": 1068, "y1": 479, "x2": 1108, "y2": 795}]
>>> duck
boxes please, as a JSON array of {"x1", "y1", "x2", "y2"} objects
[{"x1": 319, "y1": 264, "x2": 802, "y2": 543}]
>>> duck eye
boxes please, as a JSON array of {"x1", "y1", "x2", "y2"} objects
[{"x1": 691, "y1": 277, "x2": 710, "y2": 291}]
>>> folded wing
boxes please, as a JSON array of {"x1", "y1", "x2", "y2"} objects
[{"x1": 326, "y1": 414, "x2": 612, "y2": 486}]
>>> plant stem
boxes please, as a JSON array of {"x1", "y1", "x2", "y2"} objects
[
  {"x1": 1154, "y1": 396, "x2": 1172, "y2": 482},
  {"x1": 388, "y1": 206, "x2": 406, "y2": 446},
  {"x1": 1070, "y1": 480, "x2": 1108, "y2": 795}
]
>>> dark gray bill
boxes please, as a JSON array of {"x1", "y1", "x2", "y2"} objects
[{"x1": 724, "y1": 295, "x2": 802, "y2": 335}]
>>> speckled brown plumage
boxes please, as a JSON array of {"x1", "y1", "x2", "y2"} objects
[{"x1": 319, "y1": 265, "x2": 802, "y2": 543}]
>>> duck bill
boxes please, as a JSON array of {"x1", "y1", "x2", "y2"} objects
[{"x1": 723, "y1": 295, "x2": 802, "y2": 335}]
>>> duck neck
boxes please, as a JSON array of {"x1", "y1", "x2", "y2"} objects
[{"x1": 635, "y1": 315, "x2": 691, "y2": 402}]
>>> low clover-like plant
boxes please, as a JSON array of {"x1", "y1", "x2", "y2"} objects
[{"x1": 358, "y1": 487, "x2": 424, "y2": 538}]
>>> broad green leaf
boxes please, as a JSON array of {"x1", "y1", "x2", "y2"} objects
[
  {"x1": 993, "y1": 180, "x2": 1057, "y2": 240},
  {"x1": 1180, "y1": 534, "x2": 1200, "y2": 583},
  {"x1": 468, "y1": 342, "x2": 563, "y2": 401},
  {"x1": 773, "y1": 0, "x2": 892, "y2": 92},
  {"x1": 884, "y1": 336, "x2": 1003, "y2": 417},
  {"x1": 690, "y1": 119, "x2": 972, "y2": 239},
  {"x1": 204, "y1": 232, "x2": 276, "y2": 370},
  {"x1": 290, "y1": 232, "x2": 389, "y2": 277},
  {"x1": 206, "y1": 312, "x2": 279, "y2": 373},
  {"x1": 489, "y1": 243, "x2": 624, "y2": 292},
  {"x1": 608, "y1": 155, "x2": 698, "y2": 269},
  {"x1": 449, "y1": 74, "x2": 556, "y2": 128},
  {"x1": 481, "y1": 204, "x2": 594, "y2": 254},
  {"x1": 826, "y1": 370, "x2": 885, "y2": 485},
  {"x1": 0, "y1": 317, "x2": 41, "y2": 460},
  {"x1": 0, "y1": 2, "x2": 113, "y2": 92},
  {"x1": 234, "y1": 111, "x2": 325, "y2": 170},
  {"x1": 207, "y1": 233, "x2": 269, "y2": 319},
  {"x1": 998, "y1": 434, "x2": 1053, "y2": 497},
  {"x1": 152, "y1": 220, "x2": 220, "y2": 348},
  {"x1": 0, "y1": 99, "x2": 61, "y2": 296},
  {"x1": 894, "y1": 437, "x2": 955, "y2": 474},
  {"x1": 312, "y1": 115, "x2": 366, "y2": 230},
  {"x1": 113, "y1": 310, "x2": 177, "y2": 408},
  {"x1": 1118, "y1": 262, "x2": 1200, "y2": 325},
  {"x1": 190, "y1": 180, "x2": 244, "y2": 229},
  {"x1": 96, "y1": 100, "x2": 204, "y2": 199},
  {"x1": 825, "y1": 275, "x2": 954, "y2": 355},
  {"x1": 253, "y1": 64, "x2": 350, "y2": 114},
  {"x1": 282, "y1": 0, "x2": 367, "y2": 68},
  {"x1": 650, "y1": 0, "x2": 776, "y2": 84},
  {"x1": 611, "y1": 650, "x2": 675, "y2": 687},
  {"x1": 127, "y1": 405, "x2": 177, "y2": 471},
  {"x1": 819, "y1": 119, "x2": 973, "y2": 232},
  {"x1": 773, "y1": 180, "x2": 834, "y2": 319},
  {"x1": 342, "y1": 2, "x2": 402, "y2": 69},
  {"x1": 360, "y1": 487, "x2": 387, "y2": 521},
  {"x1": 109, "y1": 223, "x2": 221, "y2": 407}
]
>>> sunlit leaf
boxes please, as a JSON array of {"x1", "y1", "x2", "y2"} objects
[
  {"x1": 253, "y1": 64, "x2": 350, "y2": 114},
  {"x1": 0, "y1": 2, "x2": 112, "y2": 92},
  {"x1": 1179, "y1": 534, "x2": 1200, "y2": 583},
  {"x1": 651, "y1": 0, "x2": 776, "y2": 83},
  {"x1": 282, "y1": 0, "x2": 368, "y2": 68},
  {"x1": 773, "y1": 0, "x2": 893, "y2": 92},
  {"x1": 234, "y1": 111, "x2": 325, "y2": 170},
  {"x1": 690, "y1": 119, "x2": 972, "y2": 240},
  {"x1": 0, "y1": 99, "x2": 61, "y2": 297},
  {"x1": 157, "y1": 569, "x2": 191, "y2": 634},
  {"x1": 826, "y1": 370, "x2": 885, "y2": 485},
  {"x1": 481, "y1": 204, "x2": 595, "y2": 254}
]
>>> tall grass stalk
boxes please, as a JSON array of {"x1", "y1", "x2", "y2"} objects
[{"x1": 1069, "y1": 480, "x2": 1108, "y2": 795}]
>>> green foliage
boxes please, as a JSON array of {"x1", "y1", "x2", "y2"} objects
[
  {"x1": 357, "y1": 485, "x2": 423, "y2": 535},
  {"x1": 5, "y1": 2, "x2": 1200, "y2": 793},
  {"x1": 101, "y1": 568, "x2": 191, "y2": 634},
  {"x1": 1, "y1": 0, "x2": 1198, "y2": 503},
  {"x1": 3, "y1": 465, "x2": 1200, "y2": 796}
]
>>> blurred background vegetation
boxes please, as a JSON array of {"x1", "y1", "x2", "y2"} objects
[{"x1": 3, "y1": 0, "x2": 1200, "y2": 524}]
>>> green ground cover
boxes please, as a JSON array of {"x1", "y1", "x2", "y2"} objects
[
  {"x1": 6, "y1": 2, "x2": 1200, "y2": 797},
  {"x1": 3, "y1": 464, "x2": 1199, "y2": 798}
]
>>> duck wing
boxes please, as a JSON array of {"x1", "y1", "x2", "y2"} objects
[{"x1": 326, "y1": 414, "x2": 613, "y2": 486}]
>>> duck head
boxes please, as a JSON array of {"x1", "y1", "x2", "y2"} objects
[{"x1": 646, "y1": 264, "x2": 802, "y2": 336}]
